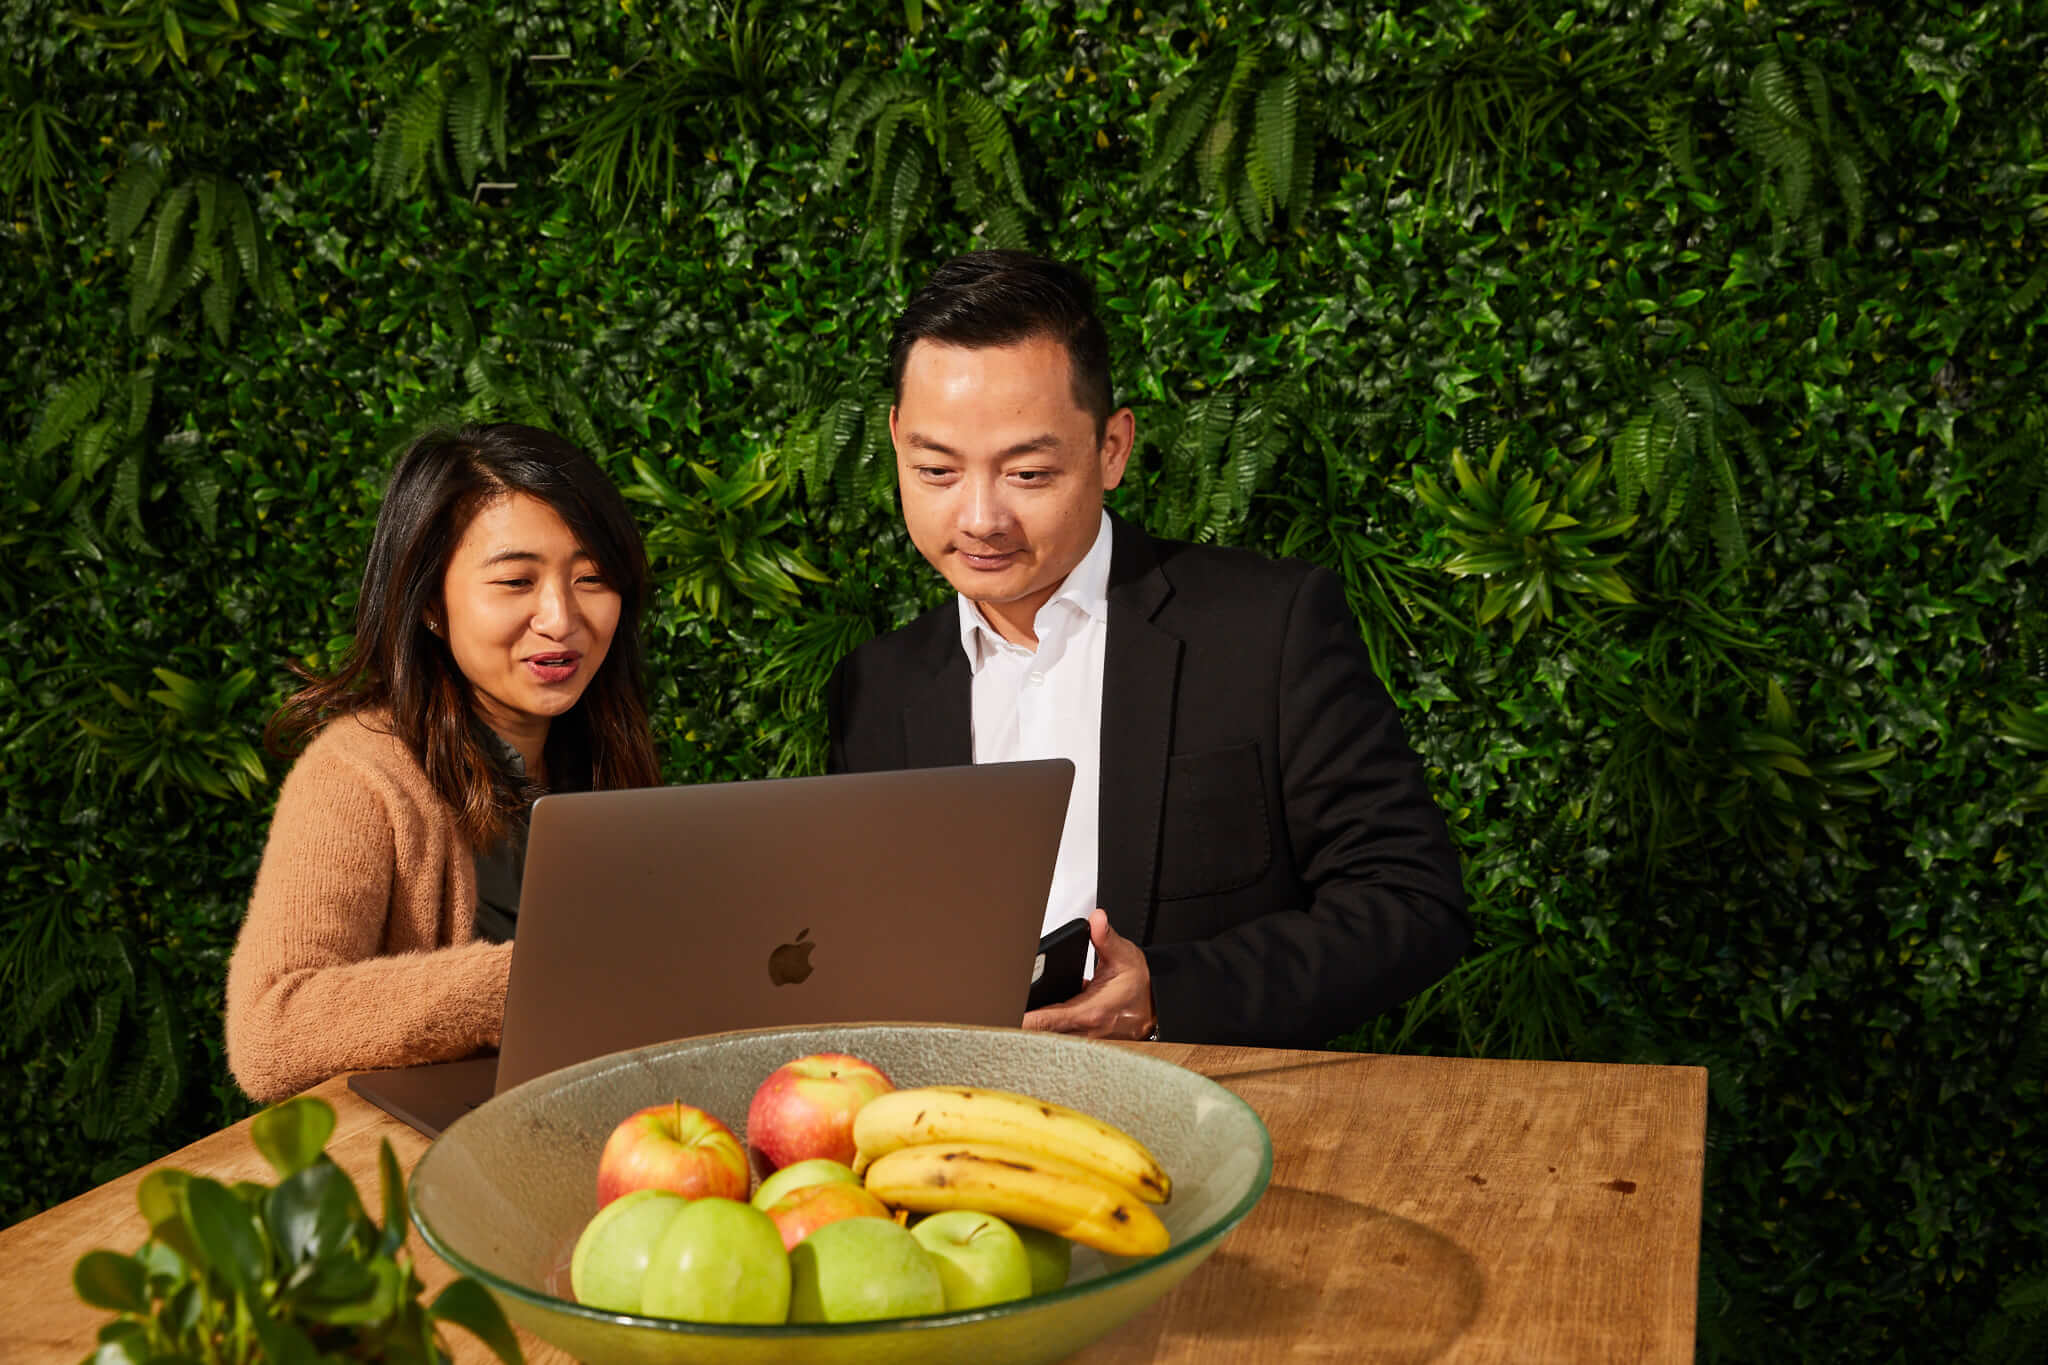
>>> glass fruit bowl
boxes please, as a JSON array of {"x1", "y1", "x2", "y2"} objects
[{"x1": 409, "y1": 1022, "x2": 1272, "y2": 1364}]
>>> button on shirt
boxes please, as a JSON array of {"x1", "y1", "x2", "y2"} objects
[{"x1": 958, "y1": 511, "x2": 1111, "y2": 972}]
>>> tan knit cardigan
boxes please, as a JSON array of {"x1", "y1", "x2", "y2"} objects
[{"x1": 225, "y1": 710, "x2": 513, "y2": 1102}]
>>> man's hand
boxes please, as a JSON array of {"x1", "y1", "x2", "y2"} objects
[{"x1": 1021, "y1": 907, "x2": 1157, "y2": 1040}]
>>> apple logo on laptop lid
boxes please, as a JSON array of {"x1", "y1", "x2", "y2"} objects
[{"x1": 769, "y1": 928, "x2": 815, "y2": 986}]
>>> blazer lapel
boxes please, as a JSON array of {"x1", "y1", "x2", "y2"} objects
[
  {"x1": 900, "y1": 610, "x2": 973, "y2": 770},
  {"x1": 1097, "y1": 515, "x2": 1180, "y2": 945}
]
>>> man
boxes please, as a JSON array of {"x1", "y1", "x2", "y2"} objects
[{"x1": 827, "y1": 251, "x2": 1469, "y2": 1049}]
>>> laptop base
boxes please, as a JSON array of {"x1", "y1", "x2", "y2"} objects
[{"x1": 347, "y1": 1055, "x2": 498, "y2": 1139}]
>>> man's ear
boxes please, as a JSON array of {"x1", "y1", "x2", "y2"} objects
[
  {"x1": 1100, "y1": 407, "x2": 1136, "y2": 492},
  {"x1": 888, "y1": 404, "x2": 900, "y2": 448}
]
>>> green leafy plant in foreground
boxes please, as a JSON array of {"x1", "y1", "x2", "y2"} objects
[{"x1": 72, "y1": 1096, "x2": 521, "y2": 1365}]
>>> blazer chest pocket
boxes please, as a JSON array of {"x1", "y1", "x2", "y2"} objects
[{"x1": 1154, "y1": 742, "x2": 1271, "y2": 901}]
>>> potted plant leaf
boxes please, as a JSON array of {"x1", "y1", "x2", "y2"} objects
[{"x1": 71, "y1": 1095, "x2": 522, "y2": 1364}]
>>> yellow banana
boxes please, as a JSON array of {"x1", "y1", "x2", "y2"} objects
[
  {"x1": 863, "y1": 1141, "x2": 1171, "y2": 1259},
  {"x1": 852, "y1": 1086, "x2": 1171, "y2": 1203}
]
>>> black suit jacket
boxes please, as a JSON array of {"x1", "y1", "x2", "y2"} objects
[{"x1": 826, "y1": 514, "x2": 1470, "y2": 1049}]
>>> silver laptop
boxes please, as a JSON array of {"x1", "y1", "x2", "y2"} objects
[{"x1": 348, "y1": 759, "x2": 1074, "y2": 1136}]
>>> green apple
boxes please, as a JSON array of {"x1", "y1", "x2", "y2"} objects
[
  {"x1": 909, "y1": 1210, "x2": 1032, "y2": 1310},
  {"x1": 787, "y1": 1216, "x2": 945, "y2": 1323},
  {"x1": 569, "y1": 1189, "x2": 689, "y2": 1313},
  {"x1": 750, "y1": 1157, "x2": 859, "y2": 1211},
  {"x1": 639, "y1": 1196, "x2": 791, "y2": 1324},
  {"x1": 1014, "y1": 1224, "x2": 1073, "y2": 1295}
]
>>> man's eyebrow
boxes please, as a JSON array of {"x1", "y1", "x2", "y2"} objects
[{"x1": 902, "y1": 432, "x2": 1063, "y2": 458}]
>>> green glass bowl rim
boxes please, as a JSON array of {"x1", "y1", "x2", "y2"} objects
[{"x1": 410, "y1": 1022, "x2": 1275, "y2": 1340}]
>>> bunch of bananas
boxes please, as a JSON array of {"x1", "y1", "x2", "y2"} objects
[{"x1": 854, "y1": 1086, "x2": 1173, "y2": 1259}]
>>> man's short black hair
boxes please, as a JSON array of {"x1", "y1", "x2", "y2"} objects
[{"x1": 887, "y1": 250, "x2": 1115, "y2": 431}]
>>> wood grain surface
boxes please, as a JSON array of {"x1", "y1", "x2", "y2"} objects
[{"x1": 0, "y1": 1045, "x2": 1704, "y2": 1363}]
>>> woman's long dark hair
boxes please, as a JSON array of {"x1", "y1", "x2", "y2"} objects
[{"x1": 268, "y1": 424, "x2": 661, "y2": 846}]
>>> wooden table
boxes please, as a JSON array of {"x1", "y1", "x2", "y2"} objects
[{"x1": 0, "y1": 1045, "x2": 1706, "y2": 1362}]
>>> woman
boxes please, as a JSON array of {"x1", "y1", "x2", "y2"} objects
[{"x1": 225, "y1": 424, "x2": 661, "y2": 1101}]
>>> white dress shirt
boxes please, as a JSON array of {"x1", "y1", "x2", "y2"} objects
[{"x1": 958, "y1": 510, "x2": 1111, "y2": 969}]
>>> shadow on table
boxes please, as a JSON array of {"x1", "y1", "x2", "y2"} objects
[{"x1": 1123, "y1": 1186, "x2": 1482, "y2": 1363}]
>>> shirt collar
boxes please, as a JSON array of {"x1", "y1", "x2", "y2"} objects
[{"x1": 956, "y1": 509, "x2": 1114, "y2": 672}]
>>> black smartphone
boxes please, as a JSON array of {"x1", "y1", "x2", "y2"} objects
[{"x1": 1027, "y1": 916, "x2": 1091, "y2": 1012}]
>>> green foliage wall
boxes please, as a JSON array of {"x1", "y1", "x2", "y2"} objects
[{"x1": 4, "y1": 0, "x2": 2045, "y2": 1357}]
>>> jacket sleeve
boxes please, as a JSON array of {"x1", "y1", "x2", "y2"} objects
[
  {"x1": 224, "y1": 743, "x2": 512, "y2": 1102},
  {"x1": 1144, "y1": 567, "x2": 1471, "y2": 1047}
]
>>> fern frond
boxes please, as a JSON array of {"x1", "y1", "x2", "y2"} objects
[
  {"x1": 1832, "y1": 148, "x2": 1865, "y2": 245},
  {"x1": 63, "y1": 994, "x2": 121, "y2": 1106},
  {"x1": 131, "y1": 181, "x2": 195, "y2": 331},
  {"x1": 442, "y1": 294, "x2": 479, "y2": 356},
  {"x1": 938, "y1": 119, "x2": 981, "y2": 222},
  {"x1": 465, "y1": 45, "x2": 501, "y2": 167},
  {"x1": 111, "y1": 449, "x2": 147, "y2": 539},
  {"x1": 73, "y1": 417, "x2": 118, "y2": 482},
  {"x1": 980, "y1": 202, "x2": 1028, "y2": 249},
  {"x1": 1801, "y1": 59, "x2": 1834, "y2": 147},
  {"x1": 1248, "y1": 70, "x2": 1298, "y2": 227},
  {"x1": 28, "y1": 373, "x2": 106, "y2": 460},
  {"x1": 548, "y1": 372, "x2": 604, "y2": 456},
  {"x1": 778, "y1": 414, "x2": 822, "y2": 504},
  {"x1": 11, "y1": 964, "x2": 82, "y2": 1046},
  {"x1": 880, "y1": 122, "x2": 934, "y2": 263},
  {"x1": 449, "y1": 78, "x2": 485, "y2": 188},
  {"x1": 181, "y1": 465, "x2": 221, "y2": 539},
  {"x1": 201, "y1": 270, "x2": 233, "y2": 345},
  {"x1": 1225, "y1": 391, "x2": 1289, "y2": 522},
  {"x1": 855, "y1": 397, "x2": 893, "y2": 513},
  {"x1": 382, "y1": 85, "x2": 447, "y2": 202},
  {"x1": 824, "y1": 70, "x2": 902, "y2": 187},
  {"x1": 2007, "y1": 265, "x2": 2048, "y2": 321},
  {"x1": 1286, "y1": 83, "x2": 1315, "y2": 218},
  {"x1": 819, "y1": 395, "x2": 862, "y2": 498},
  {"x1": 955, "y1": 87, "x2": 1027, "y2": 209},
  {"x1": 122, "y1": 369, "x2": 154, "y2": 440},
  {"x1": 1650, "y1": 99, "x2": 1698, "y2": 183},
  {"x1": 1227, "y1": 156, "x2": 1266, "y2": 243},
  {"x1": 1709, "y1": 481, "x2": 1746, "y2": 569},
  {"x1": 192, "y1": 172, "x2": 221, "y2": 248},
  {"x1": 106, "y1": 162, "x2": 165, "y2": 244},
  {"x1": 1750, "y1": 58, "x2": 1810, "y2": 140},
  {"x1": 160, "y1": 248, "x2": 208, "y2": 320},
  {"x1": 371, "y1": 101, "x2": 409, "y2": 205},
  {"x1": 1781, "y1": 138, "x2": 1814, "y2": 225},
  {"x1": 1141, "y1": 62, "x2": 1228, "y2": 192},
  {"x1": 866, "y1": 103, "x2": 910, "y2": 211}
]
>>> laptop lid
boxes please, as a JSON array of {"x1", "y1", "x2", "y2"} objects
[{"x1": 491, "y1": 758, "x2": 1074, "y2": 1094}]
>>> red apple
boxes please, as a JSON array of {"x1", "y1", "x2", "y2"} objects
[
  {"x1": 596, "y1": 1101, "x2": 750, "y2": 1208},
  {"x1": 746, "y1": 1053, "x2": 895, "y2": 1171},
  {"x1": 762, "y1": 1182, "x2": 893, "y2": 1251}
]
